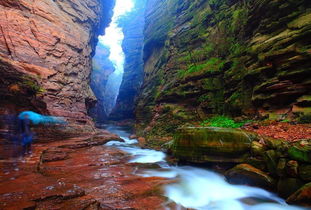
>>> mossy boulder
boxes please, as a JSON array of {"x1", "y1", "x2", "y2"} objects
[
  {"x1": 251, "y1": 141, "x2": 266, "y2": 156},
  {"x1": 171, "y1": 127, "x2": 257, "y2": 163},
  {"x1": 264, "y1": 137, "x2": 284, "y2": 149},
  {"x1": 288, "y1": 140, "x2": 311, "y2": 163},
  {"x1": 287, "y1": 160, "x2": 299, "y2": 177},
  {"x1": 277, "y1": 158, "x2": 287, "y2": 177},
  {"x1": 225, "y1": 163, "x2": 275, "y2": 190},
  {"x1": 264, "y1": 150, "x2": 279, "y2": 175}
]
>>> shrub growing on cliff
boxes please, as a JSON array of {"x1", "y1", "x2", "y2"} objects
[
  {"x1": 200, "y1": 116, "x2": 248, "y2": 128},
  {"x1": 19, "y1": 76, "x2": 45, "y2": 95}
]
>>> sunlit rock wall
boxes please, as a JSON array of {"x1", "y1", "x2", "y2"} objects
[
  {"x1": 136, "y1": 0, "x2": 311, "y2": 140},
  {"x1": 109, "y1": 0, "x2": 147, "y2": 121},
  {"x1": 0, "y1": 0, "x2": 115, "y2": 134}
]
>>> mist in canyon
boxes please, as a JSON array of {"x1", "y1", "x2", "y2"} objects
[
  {"x1": 0, "y1": 0, "x2": 310, "y2": 209},
  {"x1": 90, "y1": 0, "x2": 141, "y2": 121}
]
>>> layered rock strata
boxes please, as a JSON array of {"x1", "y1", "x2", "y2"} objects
[
  {"x1": 0, "y1": 0, "x2": 115, "y2": 135},
  {"x1": 109, "y1": 0, "x2": 147, "y2": 120},
  {"x1": 136, "y1": 0, "x2": 311, "y2": 140}
]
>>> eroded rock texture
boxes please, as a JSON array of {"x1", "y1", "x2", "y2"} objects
[
  {"x1": 136, "y1": 0, "x2": 311, "y2": 140},
  {"x1": 0, "y1": 0, "x2": 115, "y2": 134}
]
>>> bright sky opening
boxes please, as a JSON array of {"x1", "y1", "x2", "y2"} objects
[{"x1": 98, "y1": 0, "x2": 134, "y2": 75}]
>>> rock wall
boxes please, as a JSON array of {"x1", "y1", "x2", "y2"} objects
[
  {"x1": 136, "y1": 0, "x2": 311, "y2": 140},
  {"x1": 0, "y1": 0, "x2": 115, "y2": 134},
  {"x1": 109, "y1": 0, "x2": 146, "y2": 121},
  {"x1": 89, "y1": 43, "x2": 115, "y2": 122}
]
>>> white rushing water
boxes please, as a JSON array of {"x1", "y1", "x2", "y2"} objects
[{"x1": 104, "y1": 125, "x2": 306, "y2": 210}]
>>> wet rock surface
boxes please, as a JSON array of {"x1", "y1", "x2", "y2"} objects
[
  {"x1": 225, "y1": 163, "x2": 276, "y2": 190},
  {"x1": 287, "y1": 182, "x2": 311, "y2": 206},
  {"x1": 0, "y1": 132, "x2": 165, "y2": 209}
]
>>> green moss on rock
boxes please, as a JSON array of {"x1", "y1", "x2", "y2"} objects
[
  {"x1": 172, "y1": 127, "x2": 258, "y2": 163},
  {"x1": 288, "y1": 140, "x2": 311, "y2": 163}
]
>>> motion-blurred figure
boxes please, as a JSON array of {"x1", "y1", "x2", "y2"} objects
[
  {"x1": 17, "y1": 111, "x2": 66, "y2": 156},
  {"x1": 18, "y1": 114, "x2": 33, "y2": 155}
]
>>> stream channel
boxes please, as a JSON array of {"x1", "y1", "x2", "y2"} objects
[{"x1": 101, "y1": 124, "x2": 306, "y2": 210}]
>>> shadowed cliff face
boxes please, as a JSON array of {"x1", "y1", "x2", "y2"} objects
[
  {"x1": 0, "y1": 0, "x2": 115, "y2": 134},
  {"x1": 89, "y1": 44, "x2": 115, "y2": 122},
  {"x1": 135, "y1": 0, "x2": 311, "y2": 140},
  {"x1": 108, "y1": 0, "x2": 146, "y2": 121}
]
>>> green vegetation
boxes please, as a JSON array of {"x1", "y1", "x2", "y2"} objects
[
  {"x1": 200, "y1": 116, "x2": 249, "y2": 128},
  {"x1": 178, "y1": 57, "x2": 225, "y2": 78},
  {"x1": 198, "y1": 95, "x2": 209, "y2": 102},
  {"x1": 177, "y1": 44, "x2": 215, "y2": 65},
  {"x1": 20, "y1": 76, "x2": 45, "y2": 94},
  {"x1": 232, "y1": 8, "x2": 248, "y2": 32}
]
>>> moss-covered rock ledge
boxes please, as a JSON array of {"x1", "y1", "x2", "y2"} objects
[{"x1": 170, "y1": 126, "x2": 311, "y2": 206}]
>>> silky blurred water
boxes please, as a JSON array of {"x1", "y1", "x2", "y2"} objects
[{"x1": 103, "y1": 125, "x2": 306, "y2": 210}]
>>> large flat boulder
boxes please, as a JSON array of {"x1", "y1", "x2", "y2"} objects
[{"x1": 171, "y1": 127, "x2": 258, "y2": 163}]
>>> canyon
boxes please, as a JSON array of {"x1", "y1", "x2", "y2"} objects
[{"x1": 0, "y1": 0, "x2": 311, "y2": 209}]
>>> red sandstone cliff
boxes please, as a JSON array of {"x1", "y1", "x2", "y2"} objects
[{"x1": 0, "y1": 0, "x2": 114, "y2": 135}]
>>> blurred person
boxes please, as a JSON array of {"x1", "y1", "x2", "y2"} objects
[{"x1": 18, "y1": 114, "x2": 33, "y2": 155}]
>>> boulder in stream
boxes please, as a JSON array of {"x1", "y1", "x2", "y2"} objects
[
  {"x1": 171, "y1": 127, "x2": 258, "y2": 163},
  {"x1": 287, "y1": 182, "x2": 311, "y2": 206},
  {"x1": 225, "y1": 163, "x2": 275, "y2": 190}
]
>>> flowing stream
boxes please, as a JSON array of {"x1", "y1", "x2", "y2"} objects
[{"x1": 102, "y1": 125, "x2": 305, "y2": 210}]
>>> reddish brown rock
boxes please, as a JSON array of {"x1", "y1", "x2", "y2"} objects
[
  {"x1": 0, "y1": 133, "x2": 166, "y2": 209},
  {"x1": 0, "y1": 0, "x2": 115, "y2": 135},
  {"x1": 137, "y1": 137, "x2": 146, "y2": 147},
  {"x1": 287, "y1": 182, "x2": 311, "y2": 206}
]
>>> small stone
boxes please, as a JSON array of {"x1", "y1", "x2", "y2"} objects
[
  {"x1": 277, "y1": 178, "x2": 304, "y2": 198},
  {"x1": 251, "y1": 141, "x2": 266, "y2": 156},
  {"x1": 287, "y1": 160, "x2": 299, "y2": 177},
  {"x1": 276, "y1": 158, "x2": 287, "y2": 177},
  {"x1": 288, "y1": 140, "x2": 311, "y2": 163},
  {"x1": 264, "y1": 137, "x2": 284, "y2": 149},
  {"x1": 299, "y1": 164, "x2": 311, "y2": 181},
  {"x1": 287, "y1": 182, "x2": 311, "y2": 206},
  {"x1": 129, "y1": 135, "x2": 137, "y2": 139},
  {"x1": 264, "y1": 150, "x2": 278, "y2": 175},
  {"x1": 137, "y1": 137, "x2": 146, "y2": 147}
]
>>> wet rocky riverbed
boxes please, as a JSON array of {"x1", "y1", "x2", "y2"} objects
[
  {"x1": 0, "y1": 125, "x2": 309, "y2": 210},
  {"x1": 0, "y1": 131, "x2": 166, "y2": 209}
]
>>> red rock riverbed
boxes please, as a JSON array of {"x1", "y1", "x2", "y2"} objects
[{"x1": 0, "y1": 133, "x2": 166, "y2": 209}]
